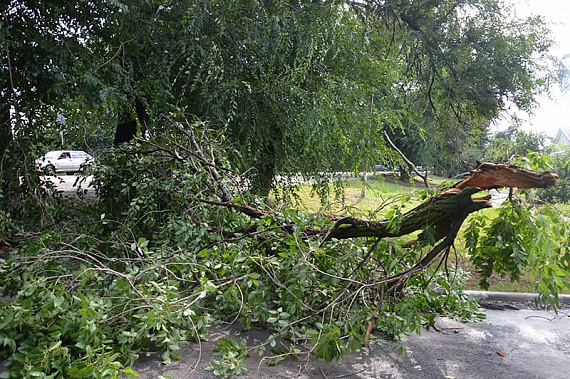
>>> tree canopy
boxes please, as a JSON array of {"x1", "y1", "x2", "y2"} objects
[
  {"x1": 1, "y1": 0, "x2": 569, "y2": 377},
  {"x1": 2, "y1": 0, "x2": 564, "y2": 198}
]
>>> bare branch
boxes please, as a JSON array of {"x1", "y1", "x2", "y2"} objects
[{"x1": 383, "y1": 130, "x2": 429, "y2": 188}]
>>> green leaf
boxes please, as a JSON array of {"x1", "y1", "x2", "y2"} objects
[
  {"x1": 54, "y1": 296, "x2": 65, "y2": 308},
  {"x1": 0, "y1": 311, "x2": 14, "y2": 330}
]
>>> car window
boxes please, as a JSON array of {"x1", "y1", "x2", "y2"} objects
[{"x1": 59, "y1": 152, "x2": 71, "y2": 159}]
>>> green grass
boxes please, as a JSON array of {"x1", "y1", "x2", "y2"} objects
[
  {"x1": 553, "y1": 202, "x2": 570, "y2": 218},
  {"x1": 293, "y1": 173, "x2": 443, "y2": 217},
  {"x1": 291, "y1": 174, "x2": 569, "y2": 294}
]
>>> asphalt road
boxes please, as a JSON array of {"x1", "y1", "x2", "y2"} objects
[
  {"x1": 41, "y1": 174, "x2": 96, "y2": 199},
  {"x1": 131, "y1": 305, "x2": 570, "y2": 379},
  {"x1": 2, "y1": 298, "x2": 568, "y2": 378}
]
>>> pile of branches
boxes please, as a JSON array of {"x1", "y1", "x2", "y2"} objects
[
  {"x1": 0, "y1": 116, "x2": 561, "y2": 376},
  {"x1": 159, "y1": 117, "x2": 558, "y2": 289}
]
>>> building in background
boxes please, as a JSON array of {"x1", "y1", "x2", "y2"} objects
[{"x1": 554, "y1": 128, "x2": 570, "y2": 146}]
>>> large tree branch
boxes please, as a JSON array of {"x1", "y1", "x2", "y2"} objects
[
  {"x1": 203, "y1": 162, "x2": 557, "y2": 244},
  {"x1": 165, "y1": 117, "x2": 235, "y2": 203},
  {"x1": 453, "y1": 162, "x2": 558, "y2": 190},
  {"x1": 316, "y1": 187, "x2": 487, "y2": 240},
  {"x1": 309, "y1": 162, "x2": 557, "y2": 241}
]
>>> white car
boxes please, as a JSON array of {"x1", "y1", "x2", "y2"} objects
[{"x1": 36, "y1": 150, "x2": 93, "y2": 174}]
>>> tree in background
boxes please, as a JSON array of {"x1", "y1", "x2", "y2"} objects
[
  {"x1": 372, "y1": 0, "x2": 559, "y2": 178},
  {"x1": 484, "y1": 125, "x2": 548, "y2": 164},
  {"x1": 0, "y1": 1, "x2": 122, "y2": 221},
  {"x1": 178, "y1": 0, "x2": 561, "y2": 191},
  {"x1": 1, "y1": 0, "x2": 564, "y2": 204},
  {"x1": 542, "y1": 143, "x2": 570, "y2": 203}
]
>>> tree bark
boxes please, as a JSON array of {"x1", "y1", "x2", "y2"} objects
[
  {"x1": 309, "y1": 163, "x2": 558, "y2": 241},
  {"x1": 113, "y1": 98, "x2": 150, "y2": 147},
  {"x1": 383, "y1": 131, "x2": 429, "y2": 188},
  {"x1": 203, "y1": 162, "x2": 558, "y2": 246},
  {"x1": 113, "y1": 113, "x2": 137, "y2": 147},
  {"x1": 0, "y1": 100, "x2": 11, "y2": 168},
  {"x1": 314, "y1": 187, "x2": 488, "y2": 241},
  {"x1": 0, "y1": 89, "x2": 18, "y2": 210},
  {"x1": 251, "y1": 139, "x2": 276, "y2": 198}
]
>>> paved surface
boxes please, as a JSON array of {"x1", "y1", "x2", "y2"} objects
[
  {"x1": 2, "y1": 298, "x2": 568, "y2": 379},
  {"x1": 131, "y1": 306, "x2": 570, "y2": 379},
  {"x1": 42, "y1": 174, "x2": 96, "y2": 199}
]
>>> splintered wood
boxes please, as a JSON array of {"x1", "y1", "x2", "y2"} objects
[{"x1": 453, "y1": 162, "x2": 558, "y2": 190}]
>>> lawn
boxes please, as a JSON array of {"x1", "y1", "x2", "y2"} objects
[
  {"x1": 291, "y1": 172, "x2": 569, "y2": 294},
  {"x1": 294, "y1": 173, "x2": 444, "y2": 217}
]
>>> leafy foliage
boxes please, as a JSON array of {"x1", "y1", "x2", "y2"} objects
[
  {"x1": 0, "y1": 120, "x2": 485, "y2": 376},
  {"x1": 206, "y1": 338, "x2": 249, "y2": 377},
  {"x1": 465, "y1": 167, "x2": 570, "y2": 309},
  {"x1": 1, "y1": 0, "x2": 569, "y2": 377},
  {"x1": 484, "y1": 126, "x2": 548, "y2": 164},
  {"x1": 541, "y1": 145, "x2": 570, "y2": 203},
  {"x1": 5, "y1": 0, "x2": 562, "y2": 201}
]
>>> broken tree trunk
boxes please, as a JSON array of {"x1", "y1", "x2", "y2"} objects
[
  {"x1": 315, "y1": 186, "x2": 487, "y2": 241},
  {"x1": 296, "y1": 162, "x2": 559, "y2": 290},
  {"x1": 309, "y1": 162, "x2": 558, "y2": 241},
  {"x1": 201, "y1": 162, "x2": 558, "y2": 243},
  {"x1": 115, "y1": 127, "x2": 561, "y2": 304},
  {"x1": 453, "y1": 162, "x2": 558, "y2": 190}
]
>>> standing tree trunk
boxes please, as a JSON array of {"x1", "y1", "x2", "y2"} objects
[
  {"x1": 250, "y1": 122, "x2": 280, "y2": 197},
  {"x1": 0, "y1": 100, "x2": 11, "y2": 169},
  {"x1": 113, "y1": 112, "x2": 137, "y2": 147},
  {"x1": 252, "y1": 141, "x2": 276, "y2": 198},
  {"x1": 113, "y1": 98, "x2": 149, "y2": 146},
  {"x1": 0, "y1": 79, "x2": 18, "y2": 211}
]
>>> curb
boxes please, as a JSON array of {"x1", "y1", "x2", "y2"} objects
[{"x1": 461, "y1": 290, "x2": 570, "y2": 304}]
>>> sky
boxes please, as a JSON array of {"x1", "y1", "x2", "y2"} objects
[{"x1": 493, "y1": 0, "x2": 570, "y2": 138}]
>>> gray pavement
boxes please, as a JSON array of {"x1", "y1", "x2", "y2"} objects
[
  {"x1": 42, "y1": 174, "x2": 97, "y2": 199},
  {"x1": 132, "y1": 305, "x2": 570, "y2": 379},
  {"x1": 1, "y1": 301, "x2": 568, "y2": 378}
]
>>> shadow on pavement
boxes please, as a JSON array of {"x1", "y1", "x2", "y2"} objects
[{"x1": 132, "y1": 306, "x2": 570, "y2": 378}]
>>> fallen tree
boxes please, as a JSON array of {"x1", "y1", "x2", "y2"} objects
[
  {"x1": 1, "y1": 118, "x2": 567, "y2": 377},
  {"x1": 127, "y1": 119, "x2": 563, "y2": 291},
  {"x1": 200, "y1": 155, "x2": 559, "y2": 292},
  {"x1": 310, "y1": 163, "x2": 558, "y2": 242},
  {"x1": 128, "y1": 119, "x2": 564, "y2": 304}
]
